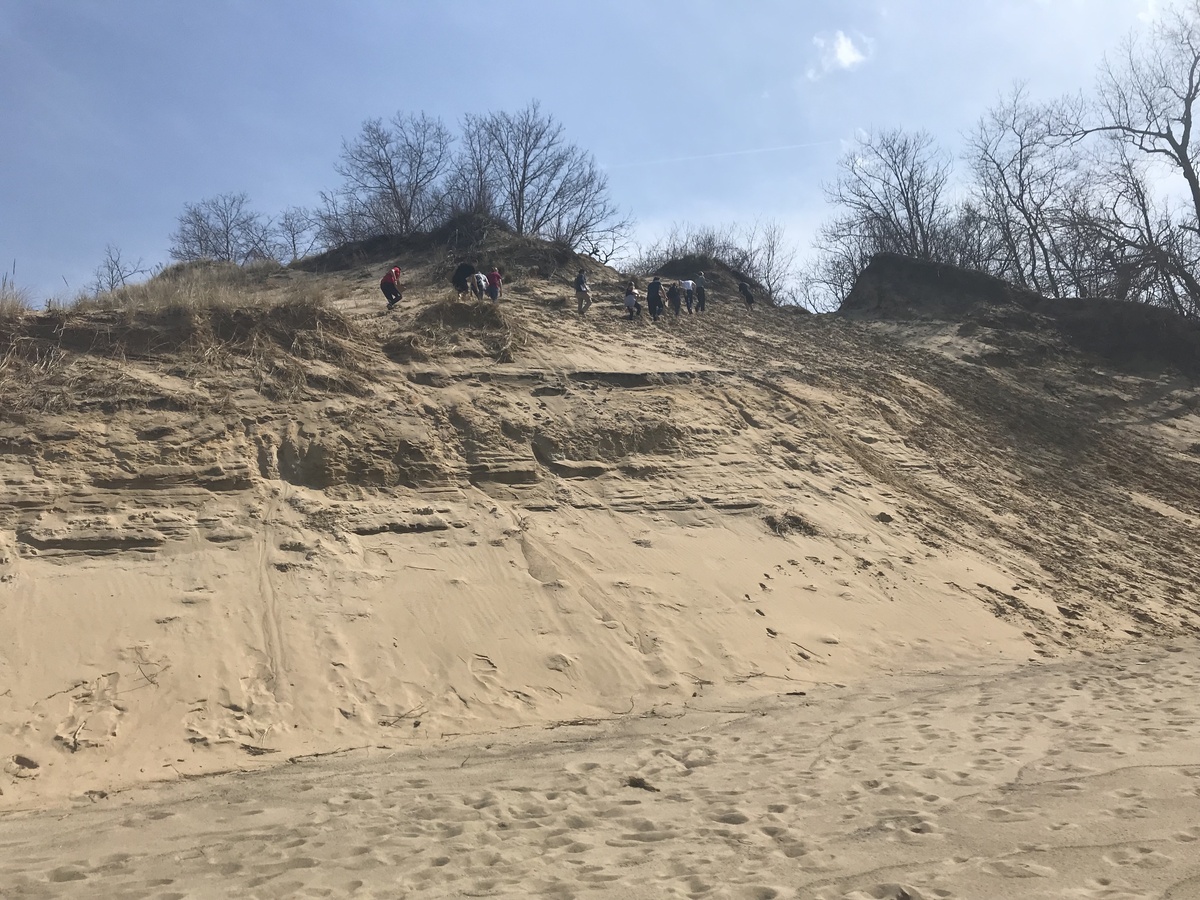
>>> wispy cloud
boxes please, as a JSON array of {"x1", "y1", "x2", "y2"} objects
[
  {"x1": 807, "y1": 30, "x2": 872, "y2": 80},
  {"x1": 604, "y1": 141, "x2": 838, "y2": 170}
]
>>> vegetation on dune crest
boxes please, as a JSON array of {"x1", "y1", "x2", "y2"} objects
[
  {"x1": 806, "y1": 1, "x2": 1200, "y2": 317},
  {"x1": 161, "y1": 101, "x2": 629, "y2": 275},
  {"x1": 0, "y1": 274, "x2": 32, "y2": 321},
  {"x1": 0, "y1": 263, "x2": 365, "y2": 413}
]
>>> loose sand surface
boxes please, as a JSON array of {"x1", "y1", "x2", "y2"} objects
[
  {"x1": 4, "y1": 253, "x2": 1200, "y2": 898},
  {"x1": 3, "y1": 639, "x2": 1197, "y2": 900}
]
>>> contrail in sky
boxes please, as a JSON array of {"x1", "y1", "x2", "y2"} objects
[{"x1": 604, "y1": 140, "x2": 838, "y2": 170}]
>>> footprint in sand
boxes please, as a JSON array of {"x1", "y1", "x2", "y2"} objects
[
  {"x1": 841, "y1": 884, "x2": 929, "y2": 900},
  {"x1": 1103, "y1": 846, "x2": 1173, "y2": 868},
  {"x1": 980, "y1": 859, "x2": 1056, "y2": 878},
  {"x1": 1173, "y1": 825, "x2": 1200, "y2": 843}
]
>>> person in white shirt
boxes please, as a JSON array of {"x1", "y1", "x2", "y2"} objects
[
  {"x1": 623, "y1": 282, "x2": 642, "y2": 319},
  {"x1": 679, "y1": 278, "x2": 696, "y2": 313}
]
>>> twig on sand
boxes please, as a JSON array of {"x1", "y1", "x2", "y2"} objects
[
  {"x1": 43, "y1": 680, "x2": 90, "y2": 701},
  {"x1": 379, "y1": 703, "x2": 425, "y2": 727},
  {"x1": 239, "y1": 743, "x2": 279, "y2": 757},
  {"x1": 286, "y1": 746, "x2": 370, "y2": 765},
  {"x1": 625, "y1": 775, "x2": 660, "y2": 792},
  {"x1": 790, "y1": 642, "x2": 827, "y2": 662}
]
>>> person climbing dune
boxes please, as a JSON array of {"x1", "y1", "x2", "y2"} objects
[
  {"x1": 647, "y1": 276, "x2": 665, "y2": 322},
  {"x1": 624, "y1": 282, "x2": 642, "y2": 320},
  {"x1": 679, "y1": 277, "x2": 695, "y2": 313},
  {"x1": 471, "y1": 271, "x2": 489, "y2": 301},
  {"x1": 452, "y1": 262, "x2": 477, "y2": 299},
  {"x1": 575, "y1": 269, "x2": 592, "y2": 315},
  {"x1": 486, "y1": 266, "x2": 503, "y2": 302},
  {"x1": 667, "y1": 280, "x2": 682, "y2": 317},
  {"x1": 380, "y1": 265, "x2": 404, "y2": 310}
]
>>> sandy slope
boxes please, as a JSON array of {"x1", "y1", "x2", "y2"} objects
[
  {"x1": 2, "y1": 253, "x2": 1200, "y2": 893},
  {"x1": 1, "y1": 639, "x2": 1198, "y2": 899}
]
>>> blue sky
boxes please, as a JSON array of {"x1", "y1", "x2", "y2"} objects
[{"x1": 0, "y1": 0, "x2": 1162, "y2": 300}]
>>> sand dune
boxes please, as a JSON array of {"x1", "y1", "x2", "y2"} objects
[{"x1": 3, "y1": 250, "x2": 1200, "y2": 895}]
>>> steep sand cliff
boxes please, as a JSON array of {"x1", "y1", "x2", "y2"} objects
[{"x1": 1, "y1": 250, "x2": 1199, "y2": 897}]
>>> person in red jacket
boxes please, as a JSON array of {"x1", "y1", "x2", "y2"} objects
[
  {"x1": 380, "y1": 265, "x2": 403, "y2": 310},
  {"x1": 486, "y1": 266, "x2": 503, "y2": 302}
]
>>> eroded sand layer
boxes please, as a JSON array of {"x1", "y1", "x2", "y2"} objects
[{"x1": 2, "y1": 640, "x2": 1198, "y2": 900}]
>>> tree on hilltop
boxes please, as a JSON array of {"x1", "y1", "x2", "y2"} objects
[
  {"x1": 328, "y1": 112, "x2": 454, "y2": 238},
  {"x1": 168, "y1": 192, "x2": 276, "y2": 265}
]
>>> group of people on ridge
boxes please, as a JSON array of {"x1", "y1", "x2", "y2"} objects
[
  {"x1": 383, "y1": 260, "x2": 755, "y2": 320},
  {"x1": 451, "y1": 262, "x2": 503, "y2": 302},
  {"x1": 619, "y1": 272, "x2": 754, "y2": 321},
  {"x1": 378, "y1": 262, "x2": 504, "y2": 311}
]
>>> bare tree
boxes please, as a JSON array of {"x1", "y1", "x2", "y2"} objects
[
  {"x1": 169, "y1": 192, "x2": 277, "y2": 264},
  {"x1": 445, "y1": 120, "x2": 499, "y2": 217},
  {"x1": 89, "y1": 244, "x2": 148, "y2": 294},
  {"x1": 274, "y1": 206, "x2": 320, "y2": 262},
  {"x1": 334, "y1": 112, "x2": 454, "y2": 235},
  {"x1": 967, "y1": 85, "x2": 1094, "y2": 297},
  {"x1": 1073, "y1": 0, "x2": 1200, "y2": 312},
  {"x1": 476, "y1": 101, "x2": 629, "y2": 251},
  {"x1": 311, "y1": 189, "x2": 378, "y2": 248},
  {"x1": 826, "y1": 128, "x2": 954, "y2": 261},
  {"x1": 741, "y1": 219, "x2": 799, "y2": 305},
  {"x1": 810, "y1": 128, "x2": 955, "y2": 302}
]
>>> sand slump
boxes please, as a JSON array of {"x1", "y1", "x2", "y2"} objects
[{"x1": 1, "y1": 249, "x2": 1199, "y2": 819}]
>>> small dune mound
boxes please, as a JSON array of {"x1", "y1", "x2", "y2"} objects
[
  {"x1": 843, "y1": 252, "x2": 1200, "y2": 376},
  {"x1": 385, "y1": 296, "x2": 524, "y2": 364},
  {"x1": 1035, "y1": 297, "x2": 1200, "y2": 377},
  {"x1": 414, "y1": 297, "x2": 507, "y2": 331},
  {"x1": 841, "y1": 253, "x2": 1041, "y2": 316},
  {"x1": 653, "y1": 255, "x2": 766, "y2": 300}
]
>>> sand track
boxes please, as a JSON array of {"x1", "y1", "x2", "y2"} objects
[{"x1": 2, "y1": 640, "x2": 1197, "y2": 899}]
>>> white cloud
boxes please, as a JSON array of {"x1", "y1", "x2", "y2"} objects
[
  {"x1": 1138, "y1": 0, "x2": 1160, "y2": 23},
  {"x1": 807, "y1": 30, "x2": 872, "y2": 81}
]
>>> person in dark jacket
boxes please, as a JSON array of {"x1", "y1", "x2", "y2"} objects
[
  {"x1": 452, "y1": 262, "x2": 477, "y2": 298},
  {"x1": 647, "y1": 276, "x2": 665, "y2": 321},
  {"x1": 574, "y1": 269, "x2": 592, "y2": 315},
  {"x1": 666, "y1": 281, "x2": 682, "y2": 317},
  {"x1": 738, "y1": 281, "x2": 755, "y2": 309}
]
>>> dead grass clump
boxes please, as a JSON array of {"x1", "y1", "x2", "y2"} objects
[
  {"x1": 402, "y1": 295, "x2": 526, "y2": 363},
  {"x1": 0, "y1": 274, "x2": 33, "y2": 321},
  {"x1": 381, "y1": 332, "x2": 430, "y2": 363},
  {"x1": 78, "y1": 260, "x2": 295, "y2": 316},
  {"x1": 0, "y1": 286, "x2": 366, "y2": 412},
  {"x1": 415, "y1": 295, "x2": 508, "y2": 331},
  {"x1": 764, "y1": 510, "x2": 819, "y2": 537}
]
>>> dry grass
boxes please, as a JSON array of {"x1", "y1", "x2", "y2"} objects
[
  {"x1": 764, "y1": 510, "x2": 819, "y2": 537},
  {"x1": 0, "y1": 262, "x2": 369, "y2": 413},
  {"x1": 386, "y1": 293, "x2": 527, "y2": 364},
  {"x1": 66, "y1": 260, "x2": 297, "y2": 316},
  {"x1": 0, "y1": 274, "x2": 33, "y2": 321}
]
